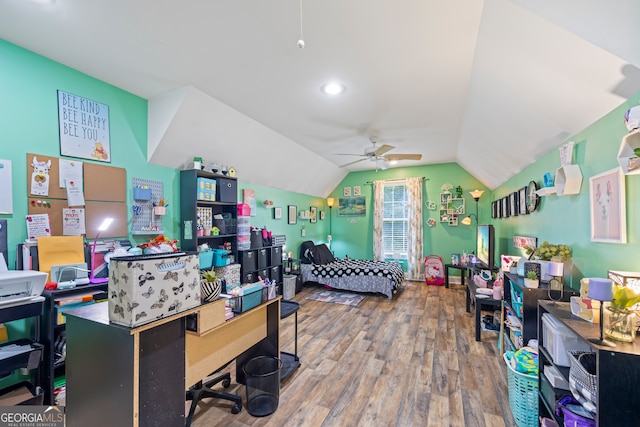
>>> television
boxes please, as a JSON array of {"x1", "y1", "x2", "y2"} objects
[{"x1": 476, "y1": 224, "x2": 495, "y2": 269}]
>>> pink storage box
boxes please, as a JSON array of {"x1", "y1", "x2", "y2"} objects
[{"x1": 237, "y1": 203, "x2": 251, "y2": 216}]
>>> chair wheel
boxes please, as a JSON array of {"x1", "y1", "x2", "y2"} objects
[
  {"x1": 231, "y1": 403, "x2": 242, "y2": 414},
  {"x1": 222, "y1": 378, "x2": 231, "y2": 388}
]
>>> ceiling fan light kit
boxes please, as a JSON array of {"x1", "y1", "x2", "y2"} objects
[{"x1": 336, "y1": 136, "x2": 422, "y2": 169}]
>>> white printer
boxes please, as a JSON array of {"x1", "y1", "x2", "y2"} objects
[{"x1": 0, "y1": 271, "x2": 47, "y2": 306}]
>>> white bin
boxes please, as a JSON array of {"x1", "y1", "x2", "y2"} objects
[
  {"x1": 541, "y1": 313, "x2": 591, "y2": 367},
  {"x1": 283, "y1": 275, "x2": 296, "y2": 300}
]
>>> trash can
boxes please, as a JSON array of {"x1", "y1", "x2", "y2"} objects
[
  {"x1": 283, "y1": 275, "x2": 296, "y2": 300},
  {"x1": 243, "y1": 356, "x2": 282, "y2": 417}
]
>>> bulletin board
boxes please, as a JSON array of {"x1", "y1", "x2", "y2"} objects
[{"x1": 26, "y1": 153, "x2": 127, "y2": 238}]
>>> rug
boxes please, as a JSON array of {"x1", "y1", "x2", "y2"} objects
[{"x1": 305, "y1": 290, "x2": 365, "y2": 306}]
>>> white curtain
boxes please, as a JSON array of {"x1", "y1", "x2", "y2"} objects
[
  {"x1": 372, "y1": 180, "x2": 385, "y2": 261},
  {"x1": 405, "y1": 177, "x2": 423, "y2": 280}
]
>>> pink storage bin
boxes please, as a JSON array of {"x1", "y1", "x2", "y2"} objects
[{"x1": 238, "y1": 203, "x2": 251, "y2": 216}]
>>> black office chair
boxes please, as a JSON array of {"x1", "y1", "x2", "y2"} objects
[{"x1": 185, "y1": 362, "x2": 242, "y2": 427}]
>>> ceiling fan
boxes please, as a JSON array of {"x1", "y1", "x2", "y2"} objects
[{"x1": 335, "y1": 137, "x2": 422, "y2": 169}]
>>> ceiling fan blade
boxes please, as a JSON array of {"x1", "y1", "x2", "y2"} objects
[
  {"x1": 374, "y1": 144, "x2": 394, "y2": 156},
  {"x1": 384, "y1": 153, "x2": 422, "y2": 161},
  {"x1": 339, "y1": 158, "x2": 367, "y2": 168},
  {"x1": 334, "y1": 153, "x2": 367, "y2": 156}
]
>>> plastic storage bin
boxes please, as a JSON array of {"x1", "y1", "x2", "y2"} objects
[
  {"x1": 243, "y1": 356, "x2": 282, "y2": 417},
  {"x1": 541, "y1": 313, "x2": 591, "y2": 367},
  {"x1": 199, "y1": 250, "x2": 214, "y2": 269},
  {"x1": 504, "y1": 352, "x2": 538, "y2": 427},
  {"x1": 228, "y1": 283, "x2": 264, "y2": 314}
]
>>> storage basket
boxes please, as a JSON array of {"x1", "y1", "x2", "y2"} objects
[
  {"x1": 503, "y1": 353, "x2": 539, "y2": 427},
  {"x1": 567, "y1": 350, "x2": 597, "y2": 414},
  {"x1": 228, "y1": 285, "x2": 263, "y2": 314}
]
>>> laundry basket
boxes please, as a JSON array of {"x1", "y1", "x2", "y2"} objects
[{"x1": 503, "y1": 352, "x2": 539, "y2": 427}]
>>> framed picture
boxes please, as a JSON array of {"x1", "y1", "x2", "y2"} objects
[
  {"x1": 273, "y1": 206, "x2": 282, "y2": 220},
  {"x1": 590, "y1": 167, "x2": 626, "y2": 243},
  {"x1": 338, "y1": 197, "x2": 366, "y2": 216},
  {"x1": 502, "y1": 196, "x2": 509, "y2": 217},
  {"x1": 320, "y1": 210, "x2": 325, "y2": 220},
  {"x1": 353, "y1": 186, "x2": 361, "y2": 196},
  {"x1": 288, "y1": 205, "x2": 297, "y2": 225},
  {"x1": 518, "y1": 187, "x2": 527, "y2": 215},
  {"x1": 343, "y1": 187, "x2": 351, "y2": 197},
  {"x1": 310, "y1": 206, "x2": 317, "y2": 223},
  {"x1": 510, "y1": 191, "x2": 518, "y2": 216}
]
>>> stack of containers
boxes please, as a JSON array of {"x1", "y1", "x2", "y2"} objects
[{"x1": 237, "y1": 203, "x2": 251, "y2": 251}]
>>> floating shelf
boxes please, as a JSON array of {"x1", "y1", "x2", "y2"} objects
[
  {"x1": 617, "y1": 130, "x2": 640, "y2": 175},
  {"x1": 555, "y1": 165, "x2": 582, "y2": 196},
  {"x1": 535, "y1": 187, "x2": 556, "y2": 197}
]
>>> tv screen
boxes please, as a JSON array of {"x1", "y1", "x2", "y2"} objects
[{"x1": 476, "y1": 224, "x2": 495, "y2": 268}]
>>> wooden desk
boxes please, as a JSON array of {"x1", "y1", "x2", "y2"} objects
[{"x1": 65, "y1": 297, "x2": 280, "y2": 427}]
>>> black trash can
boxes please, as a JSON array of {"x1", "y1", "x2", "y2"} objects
[{"x1": 243, "y1": 356, "x2": 282, "y2": 417}]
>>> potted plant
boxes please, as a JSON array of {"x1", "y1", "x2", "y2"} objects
[
  {"x1": 509, "y1": 261, "x2": 518, "y2": 275},
  {"x1": 201, "y1": 270, "x2": 223, "y2": 302},
  {"x1": 524, "y1": 271, "x2": 539, "y2": 288},
  {"x1": 524, "y1": 241, "x2": 572, "y2": 281}
]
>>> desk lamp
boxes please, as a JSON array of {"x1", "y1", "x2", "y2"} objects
[
  {"x1": 587, "y1": 278, "x2": 616, "y2": 347},
  {"x1": 547, "y1": 261, "x2": 564, "y2": 304},
  {"x1": 90, "y1": 217, "x2": 113, "y2": 284},
  {"x1": 326, "y1": 198, "x2": 334, "y2": 248}
]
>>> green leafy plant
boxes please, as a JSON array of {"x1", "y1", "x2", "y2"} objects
[
  {"x1": 511, "y1": 261, "x2": 518, "y2": 268},
  {"x1": 526, "y1": 271, "x2": 538, "y2": 280},
  {"x1": 611, "y1": 285, "x2": 640, "y2": 311},
  {"x1": 201, "y1": 269, "x2": 219, "y2": 282},
  {"x1": 524, "y1": 241, "x2": 571, "y2": 261}
]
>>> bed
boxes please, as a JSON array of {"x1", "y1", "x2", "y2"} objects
[{"x1": 298, "y1": 241, "x2": 404, "y2": 299}]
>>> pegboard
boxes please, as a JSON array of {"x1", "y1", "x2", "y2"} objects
[{"x1": 131, "y1": 177, "x2": 164, "y2": 234}]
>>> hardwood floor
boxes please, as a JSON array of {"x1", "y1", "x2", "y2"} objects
[{"x1": 191, "y1": 281, "x2": 516, "y2": 426}]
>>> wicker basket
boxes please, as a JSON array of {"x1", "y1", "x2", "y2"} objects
[
  {"x1": 503, "y1": 353, "x2": 539, "y2": 427},
  {"x1": 567, "y1": 350, "x2": 597, "y2": 414}
]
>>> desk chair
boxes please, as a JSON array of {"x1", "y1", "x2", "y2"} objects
[{"x1": 185, "y1": 363, "x2": 242, "y2": 426}]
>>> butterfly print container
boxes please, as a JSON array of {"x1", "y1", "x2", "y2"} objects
[{"x1": 108, "y1": 252, "x2": 201, "y2": 327}]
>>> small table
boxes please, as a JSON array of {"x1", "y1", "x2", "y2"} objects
[
  {"x1": 466, "y1": 276, "x2": 502, "y2": 341},
  {"x1": 280, "y1": 300, "x2": 301, "y2": 380},
  {"x1": 444, "y1": 264, "x2": 466, "y2": 289}
]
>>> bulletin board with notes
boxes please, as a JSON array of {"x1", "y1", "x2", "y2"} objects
[{"x1": 26, "y1": 153, "x2": 128, "y2": 238}]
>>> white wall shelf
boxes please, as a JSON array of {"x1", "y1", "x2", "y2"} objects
[{"x1": 617, "y1": 130, "x2": 640, "y2": 175}]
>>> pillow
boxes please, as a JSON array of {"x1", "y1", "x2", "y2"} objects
[
  {"x1": 312, "y1": 244, "x2": 335, "y2": 265},
  {"x1": 299, "y1": 240, "x2": 316, "y2": 264}
]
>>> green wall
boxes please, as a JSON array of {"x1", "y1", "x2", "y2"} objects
[
  {"x1": 236, "y1": 182, "x2": 328, "y2": 259},
  {"x1": 492, "y1": 93, "x2": 640, "y2": 289},
  {"x1": 328, "y1": 163, "x2": 489, "y2": 264}
]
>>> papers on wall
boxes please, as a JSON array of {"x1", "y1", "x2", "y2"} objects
[
  {"x1": 26, "y1": 214, "x2": 52, "y2": 240},
  {"x1": 65, "y1": 180, "x2": 85, "y2": 206},
  {"x1": 59, "y1": 158, "x2": 83, "y2": 188},
  {"x1": 0, "y1": 160, "x2": 12, "y2": 214},
  {"x1": 62, "y1": 208, "x2": 86, "y2": 236},
  {"x1": 29, "y1": 156, "x2": 51, "y2": 196}
]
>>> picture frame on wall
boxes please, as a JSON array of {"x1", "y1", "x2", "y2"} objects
[
  {"x1": 338, "y1": 197, "x2": 366, "y2": 216},
  {"x1": 288, "y1": 205, "x2": 297, "y2": 225},
  {"x1": 343, "y1": 187, "x2": 351, "y2": 197},
  {"x1": 510, "y1": 191, "x2": 518, "y2": 216},
  {"x1": 518, "y1": 187, "x2": 528, "y2": 215},
  {"x1": 273, "y1": 206, "x2": 282, "y2": 220},
  {"x1": 320, "y1": 210, "x2": 325, "y2": 220},
  {"x1": 589, "y1": 167, "x2": 626, "y2": 243},
  {"x1": 503, "y1": 196, "x2": 509, "y2": 217},
  {"x1": 310, "y1": 206, "x2": 317, "y2": 223},
  {"x1": 353, "y1": 186, "x2": 361, "y2": 196}
]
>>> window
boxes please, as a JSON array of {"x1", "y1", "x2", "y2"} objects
[{"x1": 382, "y1": 182, "x2": 408, "y2": 258}]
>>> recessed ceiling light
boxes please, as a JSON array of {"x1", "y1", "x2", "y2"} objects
[{"x1": 321, "y1": 83, "x2": 345, "y2": 95}]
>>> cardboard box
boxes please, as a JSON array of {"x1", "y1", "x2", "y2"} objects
[{"x1": 108, "y1": 252, "x2": 201, "y2": 327}]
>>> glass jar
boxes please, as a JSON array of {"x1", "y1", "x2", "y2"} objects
[{"x1": 605, "y1": 307, "x2": 636, "y2": 343}]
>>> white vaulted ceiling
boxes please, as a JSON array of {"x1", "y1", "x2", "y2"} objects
[{"x1": 1, "y1": 0, "x2": 638, "y2": 196}]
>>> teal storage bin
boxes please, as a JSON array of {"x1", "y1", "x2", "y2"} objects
[
  {"x1": 212, "y1": 249, "x2": 230, "y2": 267},
  {"x1": 229, "y1": 283, "x2": 264, "y2": 313},
  {"x1": 199, "y1": 250, "x2": 214, "y2": 270}
]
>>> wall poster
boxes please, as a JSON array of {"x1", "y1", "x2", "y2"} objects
[{"x1": 58, "y1": 90, "x2": 111, "y2": 162}]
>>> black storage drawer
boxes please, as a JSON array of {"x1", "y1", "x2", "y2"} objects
[
  {"x1": 239, "y1": 250, "x2": 257, "y2": 272},
  {"x1": 258, "y1": 269, "x2": 269, "y2": 281},
  {"x1": 270, "y1": 246, "x2": 282, "y2": 265},
  {"x1": 216, "y1": 178, "x2": 237, "y2": 203},
  {"x1": 270, "y1": 265, "x2": 282, "y2": 283},
  {"x1": 257, "y1": 248, "x2": 269, "y2": 269},
  {"x1": 243, "y1": 271, "x2": 258, "y2": 284}
]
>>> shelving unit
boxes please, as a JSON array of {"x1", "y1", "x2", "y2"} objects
[
  {"x1": 0, "y1": 297, "x2": 45, "y2": 405},
  {"x1": 179, "y1": 170, "x2": 238, "y2": 260},
  {"x1": 538, "y1": 301, "x2": 640, "y2": 426},
  {"x1": 40, "y1": 284, "x2": 108, "y2": 405},
  {"x1": 502, "y1": 272, "x2": 575, "y2": 351},
  {"x1": 238, "y1": 245, "x2": 283, "y2": 289}
]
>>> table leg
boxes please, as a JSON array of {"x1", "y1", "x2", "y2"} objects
[
  {"x1": 444, "y1": 266, "x2": 450, "y2": 288},
  {"x1": 465, "y1": 283, "x2": 470, "y2": 313},
  {"x1": 475, "y1": 300, "x2": 482, "y2": 341}
]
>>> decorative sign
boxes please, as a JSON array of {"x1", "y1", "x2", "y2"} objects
[
  {"x1": 513, "y1": 235, "x2": 537, "y2": 249},
  {"x1": 26, "y1": 213, "x2": 52, "y2": 240},
  {"x1": 62, "y1": 208, "x2": 86, "y2": 236},
  {"x1": 58, "y1": 90, "x2": 110, "y2": 162}
]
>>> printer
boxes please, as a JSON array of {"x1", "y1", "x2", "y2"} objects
[{"x1": 0, "y1": 271, "x2": 47, "y2": 306}]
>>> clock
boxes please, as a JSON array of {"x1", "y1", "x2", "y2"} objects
[{"x1": 525, "y1": 180, "x2": 540, "y2": 213}]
